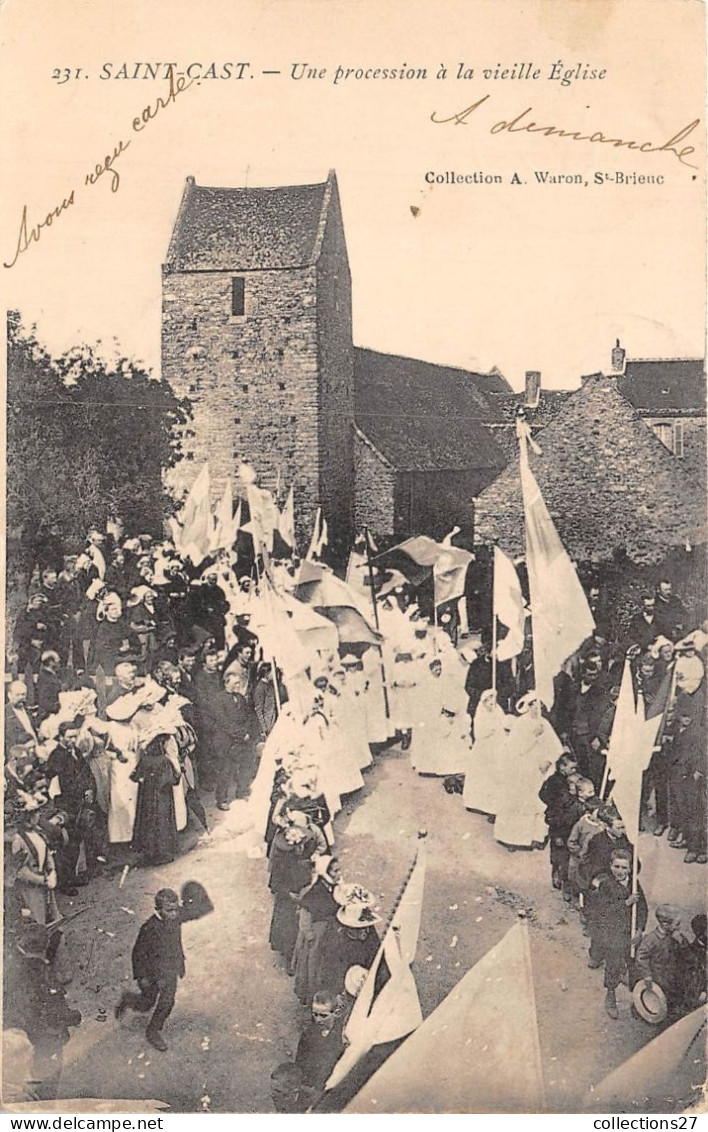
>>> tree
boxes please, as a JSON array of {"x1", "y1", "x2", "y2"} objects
[{"x1": 7, "y1": 311, "x2": 191, "y2": 588}]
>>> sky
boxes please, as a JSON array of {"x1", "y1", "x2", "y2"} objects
[{"x1": 1, "y1": 0, "x2": 704, "y2": 392}]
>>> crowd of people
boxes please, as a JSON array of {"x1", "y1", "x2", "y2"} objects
[
  {"x1": 458, "y1": 580, "x2": 707, "y2": 1023},
  {"x1": 3, "y1": 517, "x2": 707, "y2": 1106}
]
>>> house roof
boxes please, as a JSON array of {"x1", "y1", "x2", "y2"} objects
[
  {"x1": 354, "y1": 348, "x2": 510, "y2": 473},
  {"x1": 616, "y1": 358, "x2": 706, "y2": 415},
  {"x1": 474, "y1": 375, "x2": 706, "y2": 564},
  {"x1": 165, "y1": 175, "x2": 333, "y2": 271},
  {"x1": 484, "y1": 389, "x2": 571, "y2": 458}
]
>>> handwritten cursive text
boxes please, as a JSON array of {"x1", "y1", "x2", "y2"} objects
[
  {"x1": 431, "y1": 95, "x2": 700, "y2": 170},
  {"x1": 3, "y1": 194, "x2": 76, "y2": 270},
  {"x1": 4, "y1": 66, "x2": 196, "y2": 268}
]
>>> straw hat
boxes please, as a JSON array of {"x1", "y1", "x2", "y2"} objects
[
  {"x1": 336, "y1": 903, "x2": 381, "y2": 929},
  {"x1": 344, "y1": 965, "x2": 368, "y2": 997},
  {"x1": 632, "y1": 981, "x2": 668, "y2": 1025}
]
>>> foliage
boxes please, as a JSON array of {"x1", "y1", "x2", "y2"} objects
[{"x1": 7, "y1": 310, "x2": 191, "y2": 572}]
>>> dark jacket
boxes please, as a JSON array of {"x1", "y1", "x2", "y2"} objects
[
  {"x1": 593, "y1": 875, "x2": 647, "y2": 952},
  {"x1": 210, "y1": 689, "x2": 258, "y2": 760},
  {"x1": 132, "y1": 913, "x2": 187, "y2": 982},
  {"x1": 579, "y1": 830, "x2": 633, "y2": 889}
]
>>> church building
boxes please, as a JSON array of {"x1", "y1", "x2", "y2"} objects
[{"x1": 161, "y1": 171, "x2": 511, "y2": 555}]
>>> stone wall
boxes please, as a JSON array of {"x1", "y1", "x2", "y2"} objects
[
  {"x1": 354, "y1": 430, "x2": 396, "y2": 538},
  {"x1": 474, "y1": 376, "x2": 707, "y2": 564},
  {"x1": 162, "y1": 265, "x2": 321, "y2": 543},
  {"x1": 643, "y1": 415, "x2": 706, "y2": 482},
  {"x1": 315, "y1": 176, "x2": 355, "y2": 557}
]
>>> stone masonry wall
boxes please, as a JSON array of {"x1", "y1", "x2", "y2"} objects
[
  {"x1": 316, "y1": 178, "x2": 354, "y2": 558},
  {"x1": 162, "y1": 265, "x2": 321, "y2": 544},
  {"x1": 643, "y1": 415, "x2": 706, "y2": 482},
  {"x1": 354, "y1": 431, "x2": 396, "y2": 539}
]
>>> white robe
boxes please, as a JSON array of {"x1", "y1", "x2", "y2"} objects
[
  {"x1": 323, "y1": 692, "x2": 365, "y2": 796},
  {"x1": 332, "y1": 677, "x2": 372, "y2": 771},
  {"x1": 463, "y1": 693, "x2": 511, "y2": 816},
  {"x1": 494, "y1": 712, "x2": 560, "y2": 848},
  {"x1": 360, "y1": 650, "x2": 392, "y2": 743},
  {"x1": 412, "y1": 663, "x2": 471, "y2": 776}
]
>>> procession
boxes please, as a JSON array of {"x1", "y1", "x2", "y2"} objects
[{"x1": 4, "y1": 430, "x2": 706, "y2": 1113}]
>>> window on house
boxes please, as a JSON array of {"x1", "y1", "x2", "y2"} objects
[
  {"x1": 231, "y1": 277, "x2": 245, "y2": 316},
  {"x1": 654, "y1": 423, "x2": 674, "y2": 452},
  {"x1": 673, "y1": 420, "x2": 685, "y2": 457}
]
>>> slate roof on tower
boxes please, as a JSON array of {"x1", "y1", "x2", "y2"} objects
[
  {"x1": 354, "y1": 347, "x2": 511, "y2": 474},
  {"x1": 165, "y1": 175, "x2": 333, "y2": 271},
  {"x1": 474, "y1": 374, "x2": 707, "y2": 564}
]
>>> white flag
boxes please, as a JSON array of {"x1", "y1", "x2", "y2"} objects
[
  {"x1": 325, "y1": 840, "x2": 426, "y2": 1091},
  {"x1": 519, "y1": 437, "x2": 594, "y2": 709},
  {"x1": 278, "y1": 485, "x2": 296, "y2": 550},
  {"x1": 345, "y1": 920, "x2": 545, "y2": 1114},
  {"x1": 211, "y1": 477, "x2": 237, "y2": 553},
  {"x1": 179, "y1": 463, "x2": 212, "y2": 565},
  {"x1": 306, "y1": 506, "x2": 328, "y2": 560},
  {"x1": 433, "y1": 546, "x2": 474, "y2": 607},
  {"x1": 493, "y1": 545, "x2": 527, "y2": 662},
  {"x1": 607, "y1": 660, "x2": 663, "y2": 843}
]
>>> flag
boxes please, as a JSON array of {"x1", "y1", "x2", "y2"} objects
[
  {"x1": 519, "y1": 435, "x2": 594, "y2": 709},
  {"x1": 433, "y1": 545, "x2": 474, "y2": 607},
  {"x1": 306, "y1": 507, "x2": 328, "y2": 560},
  {"x1": 325, "y1": 839, "x2": 427, "y2": 1092},
  {"x1": 178, "y1": 463, "x2": 212, "y2": 565},
  {"x1": 210, "y1": 478, "x2": 238, "y2": 553},
  {"x1": 606, "y1": 659, "x2": 664, "y2": 843},
  {"x1": 344, "y1": 920, "x2": 545, "y2": 1114},
  {"x1": 244, "y1": 484, "x2": 279, "y2": 556},
  {"x1": 346, "y1": 531, "x2": 378, "y2": 608},
  {"x1": 494, "y1": 545, "x2": 527, "y2": 662},
  {"x1": 278, "y1": 486, "x2": 297, "y2": 550},
  {"x1": 296, "y1": 565, "x2": 381, "y2": 645},
  {"x1": 588, "y1": 1006, "x2": 705, "y2": 1111},
  {"x1": 373, "y1": 536, "x2": 441, "y2": 588}
]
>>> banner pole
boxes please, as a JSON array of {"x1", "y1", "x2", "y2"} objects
[{"x1": 364, "y1": 526, "x2": 391, "y2": 722}]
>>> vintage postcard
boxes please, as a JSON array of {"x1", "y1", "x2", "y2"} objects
[{"x1": 1, "y1": 0, "x2": 706, "y2": 1118}]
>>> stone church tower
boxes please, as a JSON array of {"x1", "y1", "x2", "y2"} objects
[{"x1": 162, "y1": 170, "x2": 354, "y2": 556}]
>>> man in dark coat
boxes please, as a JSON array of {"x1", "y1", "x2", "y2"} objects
[
  {"x1": 36, "y1": 652, "x2": 63, "y2": 722},
  {"x1": 464, "y1": 642, "x2": 491, "y2": 730},
  {"x1": 626, "y1": 595, "x2": 661, "y2": 652},
  {"x1": 211, "y1": 670, "x2": 260, "y2": 809},
  {"x1": 191, "y1": 648, "x2": 223, "y2": 790},
  {"x1": 45, "y1": 723, "x2": 99, "y2": 890},
  {"x1": 14, "y1": 594, "x2": 50, "y2": 673},
  {"x1": 115, "y1": 883, "x2": 213, "y2": 1051},
  {"x1": 569, "y1": 665, "x2": 610, "y2": 788},
  {"x1": 654, "y1": 580, "x2": 687, "y2": 641},
  {"x1": 189, "y1": 574, "x2": 230, "y2": 650}
]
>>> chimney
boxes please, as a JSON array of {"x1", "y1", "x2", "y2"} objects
[
  {"x1": 524, "y1": 370, "x2": 541, "y2": 409},
  {"x1": 611, "y1": 338, "x2": 626, "y2": 373}
]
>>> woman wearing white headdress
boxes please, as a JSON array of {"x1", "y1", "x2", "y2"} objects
[
  {"x1": 462, "y1": 688, "x2": 512, "y2": 817},
  {"x1": 493, "y1": 691, "x2": 560, "y2": 850}
]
